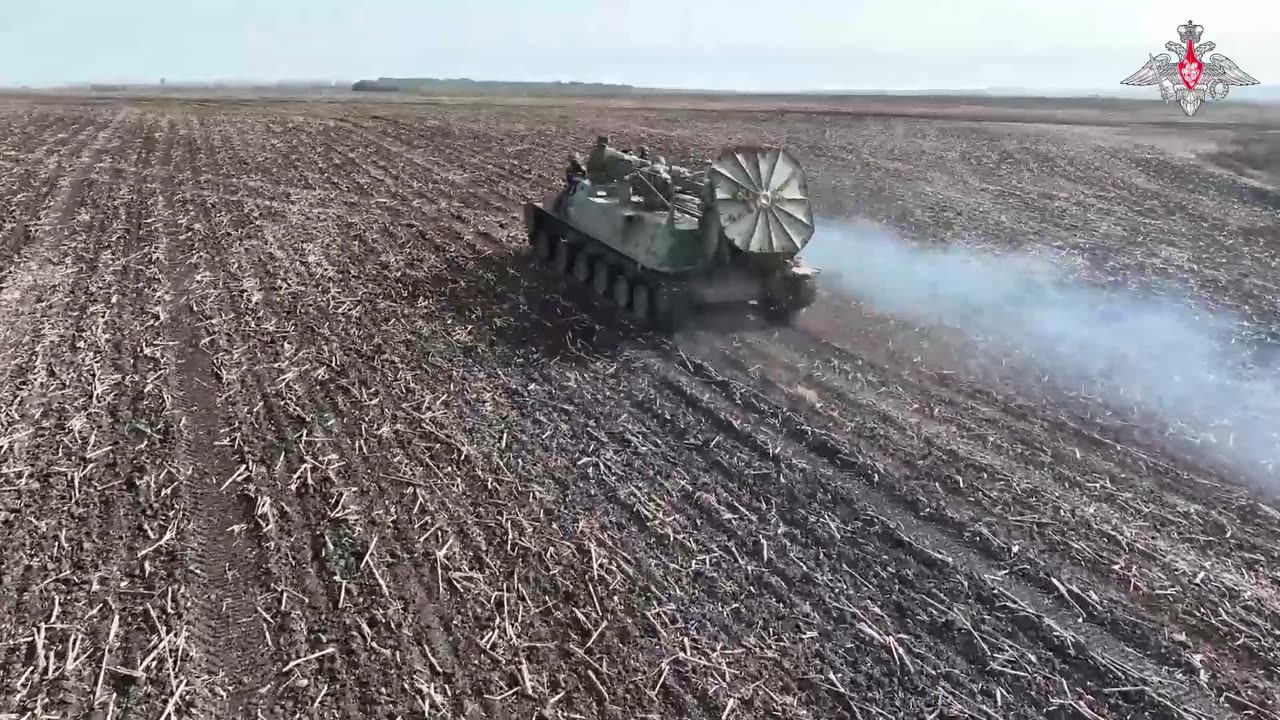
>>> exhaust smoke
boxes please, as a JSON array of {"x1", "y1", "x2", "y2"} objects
[{"x1": 800, "y1": 218, "x2": 1280, "y2": 487}]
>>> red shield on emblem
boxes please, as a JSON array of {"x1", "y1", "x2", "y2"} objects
[
  {"x1": 1178, "y1": 41, "x2": 1202, "y2": 90},
  {"x1": 1121, "y1": 21, "x2": 1260, "y2": 117}
]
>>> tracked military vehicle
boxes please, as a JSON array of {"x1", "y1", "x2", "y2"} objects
[{"x1": 523, "y1": 137, "x2": 820, "y2": 330}]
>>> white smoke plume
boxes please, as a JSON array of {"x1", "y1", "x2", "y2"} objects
[{"x1": 800, "y1": 218, "x2": 1280, "y2": 487}]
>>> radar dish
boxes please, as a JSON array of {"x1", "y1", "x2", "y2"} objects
[{"x1": 710, "y1": 146, "x2": 814, "y2": 254}]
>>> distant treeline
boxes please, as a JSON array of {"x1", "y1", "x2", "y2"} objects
[
  {"x1": 351, "y1": 77, "x2": 637, "y2": 96},
  {"x1": 76, "y1": 81, "x2": 344, "y2": 93}
]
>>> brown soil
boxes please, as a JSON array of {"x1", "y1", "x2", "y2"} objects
[{"x1": 0, "y1": 95, "x2": 1278, "y2": 719}]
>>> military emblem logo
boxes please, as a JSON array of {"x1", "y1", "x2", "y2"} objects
[{"x1": 1121, "y1": 20, "x2": 1259, "y2": 116}]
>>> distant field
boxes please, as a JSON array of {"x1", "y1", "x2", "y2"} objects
[
  {"x1": 7, "y1": 86, "x2": 1280, "y2": 127},
  {"x1": 0, "y1": 93, "x2": 1278, "y2": 719}
]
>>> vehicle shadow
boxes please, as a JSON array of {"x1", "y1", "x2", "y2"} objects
[
  {"x1": 430, "y1": 240, "x2": 644, "y2": 364},
  {"x1": 431, "y1": 240, "x2": 775, "y2": 365}
]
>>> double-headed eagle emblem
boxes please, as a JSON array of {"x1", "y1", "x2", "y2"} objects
[{"x1": 1122, "y1": 20, "x2": 1258, "y2": 116}]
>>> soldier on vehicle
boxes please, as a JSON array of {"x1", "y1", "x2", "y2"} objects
[
  {"x1": 558, "y1": 153, "x2": 587, "y2": 213},
  {"x1": 565, "y1": 153, "x2": 586, "y2": 188}
]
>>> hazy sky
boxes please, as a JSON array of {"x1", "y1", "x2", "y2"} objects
[{"x1": 0, "y1": 1, "x2": 1276, "y2": 91}]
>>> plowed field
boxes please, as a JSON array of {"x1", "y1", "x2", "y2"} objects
[{"x1": 1, "y1": 97, "x2": 1279, "y2": 720}]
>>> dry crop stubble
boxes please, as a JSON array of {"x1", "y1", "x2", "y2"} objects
[
  {"x1": 0, "y1": 109, "x2": 201, "y2": 718},
  {"x1": 0, "y1": 97, "x2": 1276, "y2": 719}
]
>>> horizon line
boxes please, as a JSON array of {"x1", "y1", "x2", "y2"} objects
[{"x1": 3, "y1": 75, "x2": 1271, "y2": 101}]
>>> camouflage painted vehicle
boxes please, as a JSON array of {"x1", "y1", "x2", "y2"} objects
[{"x1": 522, "y1": 136, "x2": 820, "y2": 330}]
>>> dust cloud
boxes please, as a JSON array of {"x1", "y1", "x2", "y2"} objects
[{"x1": 799, "y1": 218, "x2": 1280, "y2": 486}]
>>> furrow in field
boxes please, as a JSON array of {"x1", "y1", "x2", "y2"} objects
[
  {"x1": 0, "y1": 111, "x2": 197, "y2": 718},
  {"x1": 209, "y1": 131, "x2": 702, "y2": 717},
  {"x1": 0, "y1": 112, "x2": 110, "y2": 285},
  {"x1": 675, "y1": 334, "x2": 1270, "y2": 716},
  {"x1": 335, "y1": 128, "x2": 1233, "y2": 712},
  {"x1": 795, "y1": 308, "x2": 1280, "y2": 533},
  {"x1": 151, "y1": 112, "x2": 289, "y2": 717},
  {"x1": 765, "y1": 325, "x2": 1280, "y2": 678}
]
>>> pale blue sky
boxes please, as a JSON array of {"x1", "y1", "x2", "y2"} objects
[{"x1": 0, "y1": 1, "x2": 1275, "y2": 91}]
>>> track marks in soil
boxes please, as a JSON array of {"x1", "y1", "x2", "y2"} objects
[
  {"x1": 641, "y1": 339, "x2": 1226, "y2": 718},
  {"x1": 144, "y1": 113, "x2": 280, "y2": 717},
  {"x1": 5, "y1": 101, "x2": 1280, "y2": 720},
  {"x1": 764, "y1": 315, "x2": 1280, "y2": 703},
  {"x1": 165, "y1": 200, "x2": 271, "y2": 713},
  {"x1": 340, "y1": 107, "x2": 1269, "y2": 717},
  {"x1": 707, "y1": 333, "x2": 1273, "y2": 710}
]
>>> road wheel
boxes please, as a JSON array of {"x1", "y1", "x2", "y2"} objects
[
  {"x1": 591, "y1": 258, "x2": 612, "y2": 297},
  {"x1": 534, "y1": 229, "x2": 554, "y2": 263},
  {"x1": 630, "y1": 282, "x2": 653, "y2": 326},
  {"x1": 572, "y1": 251, "x2": 592, "y2": 284},
  {"x1": 551, "y1": 239, "x2": 573, "y2": 275},
  {"x1": 612, "y1": 273, "x2": 631, "y2": 311}
]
